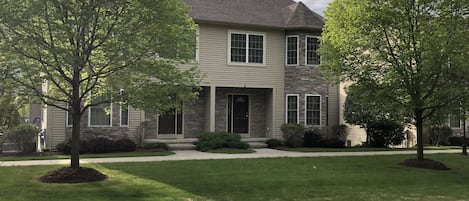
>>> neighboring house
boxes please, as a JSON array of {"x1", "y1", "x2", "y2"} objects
[{"x1": 39, "y1": 0, "x2": 342, "y2": 149}]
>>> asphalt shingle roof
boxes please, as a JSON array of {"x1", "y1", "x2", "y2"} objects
[{"x1": 182, "y1": 0, "x2": 324, "y2": 30}]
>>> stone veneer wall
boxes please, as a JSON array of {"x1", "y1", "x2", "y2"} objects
[
  {"x1": 143, "y1": 87, "x2": 208, "y2": 139},
  {"x1": 65, "y1": 104, "x2": 133, "y2": 140},
  {"x1": 284, "y1": 30, "x2": 329, "y2": 132},
  {"x1": 215, "y1": 87, "x2": 267, "y2": 138}
]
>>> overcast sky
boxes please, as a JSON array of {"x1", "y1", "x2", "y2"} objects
[{"x1": 295, "y1": 0, "x2": 333, "y2": 16}]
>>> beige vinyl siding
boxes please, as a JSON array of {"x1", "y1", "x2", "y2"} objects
[
  {"x1": 127, "y1": 107, "x2": 143, "y2": 141},
  {"x1": 46, "y1": 105, "x2": 67, "y2": 149},
  {"x1": 181, "y1": 23, "x2": 285, "y2": 138},
  {"x1": 327, "y1": 84, "x2": 340, "y2": 129}
]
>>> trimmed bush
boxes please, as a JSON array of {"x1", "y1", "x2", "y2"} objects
[
  {"x1": 196, "y1": 132, "x2": 249, "y2": 151},
  {"x1": 4, "y1": 124, "x2": 39, "y2": 153},
  {"x1": 448, "y1": 137, "x2": 467, "y2": 146},
  {"x1": 265, "y1": 139, "x2": 282, "y2": 148},
  {"x1": 56, "y1": 137, "x2": 136, "y2": 154},
  {"x1": 367, "y1": 120, "x2": 406, "y2": 147},
  {"x1": 143, "y1": 142, "x2": 169, "y2": 150},
  {"x1": 322, "y1": 138, "x2": 345, "y2": 148},
  {"x1": 281, "y1": 124, "x2": 304, "y2": 148},
  {"x1": 303, "y1": 128, "x2": 323, "y2": 147}
]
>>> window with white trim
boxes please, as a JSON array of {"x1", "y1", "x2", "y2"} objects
[
  {"x1": 89, "y1": 96, "x2": 112, "y2": 126},
  {"x1": 306, "y1": 36, "x2": 321, "y2": 65},
  {"x1": 286, "y1": 36, "x2": 299, "y2": 65},
  {"x1": 120, "y1": 104, "x2": 129, "y2": 127},
  {"x1": 192, "y1": 25, "x2": 200, "y2": 63},
  {"x1": 286, "y1": 94, "x2": 299, "y2": 124},
  {"x1": 449, "y1": 114, "x2": 461, "y2": 128},
  {"x1": 229, "y1": 31, "x2": 265, "y2": 64},
  {"x1": 306, "y1": 95, "x2": 321, "y2": 126}
]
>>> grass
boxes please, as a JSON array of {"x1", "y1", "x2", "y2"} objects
[
  {"x1": 206, "y1": 148, "x2": 255, "y2": 154},
  {"x1": 1, "y1": 154, "x2": 469, "y2": 200},
  {"x1": 0, "y1": 150, "x2": 174, "y2": 161},
  {"x1": 280, "y1": 146, "x2": 462, "y2": 152}
]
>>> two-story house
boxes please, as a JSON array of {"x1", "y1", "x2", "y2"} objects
[{"x1": 40, "y1": 0, "x2": 341, "y2": 149}]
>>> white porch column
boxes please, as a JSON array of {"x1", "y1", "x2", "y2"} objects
[{"x1": 209, "y1": 85, "x2": 216, "y2": 132}]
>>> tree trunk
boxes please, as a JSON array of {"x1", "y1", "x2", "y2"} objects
[
  {"x1": 71, "y1": 113, "x2": 81, "y2": 168},
  {"x1": 415, "y1": 109, "x2": 424, "y2": 160}
]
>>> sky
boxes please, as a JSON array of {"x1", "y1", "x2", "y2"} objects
[{"x1": 294, "y1": 0, "x2": 334, "y2": 16}]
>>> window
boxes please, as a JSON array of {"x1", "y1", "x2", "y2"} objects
[
  {"x1": 66, "y1": 105, "x2": 72, "y2": 127},
  {"x1": 306, "y1": 36, "x2": 321, "y2": 65},
  {"x1": 286, "y1": 94, "x2": 299, "y2": 124},
  {"x1": 449, "y1": 115, "x2": 461, "y2": 128},
  {"x1": 120, "y1": 104, "x2": 129, "y2": 127},
  {"x1": 229, "y1": 31, "x2": 265, "y2": 64},
  {"x1": 89, "y1": 96, "x2": 112, "y2": 126},
  {"x1": 286, "y1": 36, "x2": 299, "y2": 65},
  {"x1": 305, "y1": 95, "x2": 321, "y2": 126},
  {"x1": 193, "y1": 26, "x2": 200, "y2": 63}
]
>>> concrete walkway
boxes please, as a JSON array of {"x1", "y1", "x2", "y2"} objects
[{"x1": 0, "y1": 148, "x2": 461, "y2": 167}]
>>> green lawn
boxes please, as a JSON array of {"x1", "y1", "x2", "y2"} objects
[
  {"x1": 1, "y1": 154, "x2": 469, "y2": 200},
  {"x1": 281, "y1": 146, "x2": 461, "y2": 152},
  {"x1": 0, "y1": 151, "x2": 174, "y2": 161}
]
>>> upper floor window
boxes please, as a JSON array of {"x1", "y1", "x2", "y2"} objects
[
  {"x1": 286, "y1": 36, "x2": 299, "y2": 65},
  {"x1": 286, "y1": 94, "x2": 299, "y2": 124},
  {"x1": 305, "y1": 95, "x2": 321, "y2": 126},
  {"x1": 193, "y1": 26, "x2": 200, "y2": 63},
  {"x1": 66, "y1": 105, "x2": 72, "y2": 127},
  {"x1": 229, "y1": 31, "x2": 265, "y2": 65},
  {"x1": 89, "y1": 95, "x2": 112, "y2": 127},
  {"x1": 306, "y1": 36, "x2": 321, "y2": 65}
]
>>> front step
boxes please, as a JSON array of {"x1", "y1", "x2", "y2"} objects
[{"x1": 144, "y1": 137, "x2": 269, "y2": 150}]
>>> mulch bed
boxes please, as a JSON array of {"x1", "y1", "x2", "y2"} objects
[
  {"x1": 399, "y1": 158, "x2": 450, "y2": 171},
  {"x1": 39, "y1": 167, "x2": 107, "y2": 183}
]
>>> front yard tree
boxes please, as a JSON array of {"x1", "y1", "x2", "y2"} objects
[
  {"x1": 321, "y1": 0, "x2": 469, "y2": 160},
  {"x1": 0, "y1": 0, "x2": 200, "y2": 168}
]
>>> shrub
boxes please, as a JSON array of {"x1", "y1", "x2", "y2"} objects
[
  {"x1": 197, "y1": 132, "x2": 249, "y2": 151},
  {"x1": 56, "y1": 137, "x2": 136, "y2": 154},
  {"x1": 367, "y1": 120, "x2": 405, "y2": 147},
  {"x1": 429, "y1": 126, "x2": 453, "y2": 146},
  {"x1": 265, "y1": 139, "x2": 282, "y2": 148},
  {"x1": 143, "y1": 142, "x2": 169, "y2": 150},
  {"x1": 448, "y1": 137, "x2": 467, "y2": 146},
  {"x1": 303, "y1": 128, "x2": 323, "y2": 147},
  {"x1": 4, "y1": 124, "x2": 39, "y2": 153},
  {"x1": 281, "y1": 124, "x2": 304, "y2": 148},
  {"x1": 114, "y1": 138, "x2": 137, "y2": 152},
  {"x1": 332, "y1": 124, "x2": 348, "y2": 141},
  {"x1": 322, "y1": 138, "x2": 345, "y2": 148}
]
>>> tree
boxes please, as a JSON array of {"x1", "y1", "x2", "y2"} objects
[
  {"x1": 321, "y1": 0, "x2": 469, "y2": 160},
  {"x1": 343, "y1": 83, "x2": 408, "y2": 144},
  {"x1": 0, "y1": 0, "x2": 200, "y2": 168}
]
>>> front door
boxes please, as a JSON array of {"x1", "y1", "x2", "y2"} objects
[
  {"x1": 228, "y1": 95, "x2": 249, "y2": 134},
  {"x1": 158, "y1": 109, "x2": 182, "y2": 135}
]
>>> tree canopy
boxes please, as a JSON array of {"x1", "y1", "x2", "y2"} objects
[
  {"x1": 321, "y1": 0, "x2": 469, "y2": 160},
  {"x1": 0, "y1": 0, "x2": 200, "y2": 168}
]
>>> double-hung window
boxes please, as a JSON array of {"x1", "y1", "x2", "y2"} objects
[
  {"x1": 89, "y1": 96, "x2": 112, "y2": 127},
  {"x1": 305, "y1": 95, "x2": 321, "y2": 126},
  {"x1": 229, "y1": 31, "x2": 265, "y2": 64},
  {"x1": 286, "y1": 94, "x2": 299, "y2": 124},
  {"x1": 306, "y1": 36, "x2": 321, "y2": 65},
  {"x1": 66, "y1": 105, "x2": 73, "y2": 127},
  {"x1": 449, "y1": 114, "x2": 461, "y2": 128},
  {"x1": 120, "y1": 104, "x2": 129, "y2": 127},
  {"x1": 286, "y1": 36, "x2": 299, "y2": 65}
]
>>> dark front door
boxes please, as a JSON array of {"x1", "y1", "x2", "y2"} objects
[
  {"x1": 158, "y1": 109, "x2": 183, "y2": 134},
  {"x1": 228, "y1": 95, "x2": 249, "y2": 134}
]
